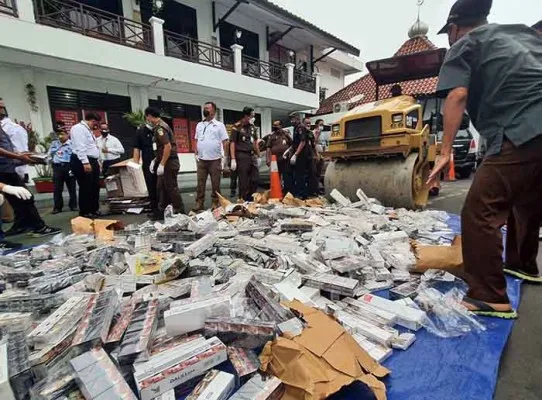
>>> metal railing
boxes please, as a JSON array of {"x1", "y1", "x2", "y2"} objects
[
  {"x1": 0, "y1": 0, "x2": 17, "y2": 16},
  {"x1": 294, "y1": 70, "x2": 316, "y2": 93},
  {"x1": 33, "y1": 0, "x2": 154, "y2": 52},
  {"x1": 164, "y1": 30, "x2": 234, "y2": 72},
  {"x1": 242, "y1": 55, "x2": 288, "y2": 86}
]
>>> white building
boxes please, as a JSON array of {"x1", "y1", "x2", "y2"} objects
[{"x1": 0, "y1": 0, "x2": 360, "y2": 171}]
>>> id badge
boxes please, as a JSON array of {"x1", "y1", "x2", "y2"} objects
[{"x1": 152, "y1": 142, "x2": 157, "y2": 151}]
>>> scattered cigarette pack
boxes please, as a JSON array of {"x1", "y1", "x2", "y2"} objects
[
  {"x1": 204, "y1": 317, "x2": 275, "y2": 349},
  {"x1": 117, "y1": 299, "x2": 158, "y2": 364},
  {"x1": 301, "y1": 272, "x2": 359, "y2": 297},
  {"x1": 246, "y1": 278, "x2": 295, "y2": 323},
  {"x1": 342, "y1": 297, "x2": 397, "y2": 325},
  {"x1": 389, "y1": 280, "x2": 420, "y2": 301},
  {"x1": 391, "y1": 332, "x2": 416, "y2": 350},
  {"x1": 227, "y1": 347, "x2": 260, "y2": 378},
  {"x1": 229, "y1": 374, "x2": 284, "y2": 400},
  {"x1": 359, "y1": 294, "x2": 426, "y2": 331},
  {"x1": 352, "y1": 334, "x2": 393, "y2": 363},
  {"x1": 165, "y1": 295, "x2": 231, "y2": 336},
  {"x1": 336, "y1": 310, "x2": 395, "y2": 346},
  {"x1": 185, "y1": 369, "x2": 235, "y2": 400}
]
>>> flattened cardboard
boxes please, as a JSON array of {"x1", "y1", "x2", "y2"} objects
[
  {"x1": 412, "y1": 236, "x2": 463, "y2": 273},
  {"x1": 260, "y1": 300, "x2": 389, "y2": 400},
  {"x1": 71, "y1": 217, "x2": 124, "y2": 241}
]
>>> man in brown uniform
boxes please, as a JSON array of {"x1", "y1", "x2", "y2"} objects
[
  {"x1": 428, "y1": 0, "x2": 542, "y2": 318},
  {"x1": 230, "y1": 107, "x2": 260, "y2": 202},
  {"x1": 144, "y1": 107, "x2": 185, "y2": 216},
  {"x1": 266, "y1": 121, "x2": 293, "y2": 194}
]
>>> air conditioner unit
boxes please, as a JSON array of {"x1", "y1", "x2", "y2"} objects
[{"x1": 333, "y1": 101, "x2": 349, "y2": 113}]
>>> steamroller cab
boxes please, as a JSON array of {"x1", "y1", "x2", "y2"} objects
[{"x1": 324, "y1": 48, "x2": 447, "y2": 209}]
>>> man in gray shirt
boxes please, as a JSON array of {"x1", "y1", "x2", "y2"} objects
[{"x1": 428, "y1": 0, "x2": 542, "y2": 318}]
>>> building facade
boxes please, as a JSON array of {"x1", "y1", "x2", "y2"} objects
[{"x1": 0, "y1": 0, "x2": 359, "y2": 172}]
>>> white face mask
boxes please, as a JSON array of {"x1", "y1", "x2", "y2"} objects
[
  {"x1": 249, "y1": 117, "x2": 256, "y2": 125},
  {"x1": 145, "y1": 123, "x2": 153, "y2": 130}
]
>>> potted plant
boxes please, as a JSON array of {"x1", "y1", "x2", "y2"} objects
[
  {"x1": 32, "y1": 134, "x2": 55, "y2": 193},
  {"x1": 123, "y1": 110, "x2": 146, "y2": 128}
]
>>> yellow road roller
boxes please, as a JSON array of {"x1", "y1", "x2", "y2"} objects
[{"x1": 324, "y1": 48, "x2": 447, "y2": 209}]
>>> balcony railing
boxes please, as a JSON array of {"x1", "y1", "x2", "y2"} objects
[
  {"x1": 164, "y1": 30, "x2": 234, "y2": 72},
  {"x1": 294, "y1": 70, "x2": 316, "y2": 93},
  {"x1": 0, "y1": 0, "x2": 17, "y2": 16},
  {"x1": 242, "y1": 55, "x2": 288, "y2": 86},
  {"x1": 33, "y1": 0, "x2": 154, "y2": 52}
]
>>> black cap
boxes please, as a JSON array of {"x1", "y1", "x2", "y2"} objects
[{"x1": 438, "y1": 0, "x2": 493, "y2": 35}]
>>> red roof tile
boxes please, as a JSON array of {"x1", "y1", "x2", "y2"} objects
[{"x1": 317, "y1": 36, "x2": 440, "y2": 115}]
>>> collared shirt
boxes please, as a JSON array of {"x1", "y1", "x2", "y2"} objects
[
  {"x1": 70, "y1": 121, "x2": 99, "y2": 163},
  {"x1": 292, "y1": 123, "x2": 313, "y2": 158},
  {"x1": 266, "y1": 129, "x2": 292, "y2": 156},
  {"x1": 437, "y1": 23, "x2": 542, "y2": 156},
  {"x1": 96, "y1": 134, "x2": 125, "y2": 162},
  {"x1": 0, "y1": 124, "x2": 17, "y2": 173},
  {"x1": 134, "y1": 125, "x2": 155, "y2": 165},
  {"x1": 1, "y1": 117, "x2": 28, "y2": 176},
  {"x1": 231, "y1": 122, "x2": 257, "y2": 155},
  {"x1": 153, "y1": 120, "x2": 178, "y2": 161},
  {"x1": 195, "y1": 119, "x2": 228, "y2": 161},
  {"x1": 49, "y1": 140, "x2": 73, "y2": 164}
]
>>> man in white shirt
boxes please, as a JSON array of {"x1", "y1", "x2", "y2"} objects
[
  {"x1": 0, "y1": 115, "x2": 28, "y2": 182},
  {"x1": 70, "y1": 112, "x2": 101, "y2": 218},
  {"x1": 96, "y1": 123, "x2": 125, "y2": 175},
  {"x1": 193, "y1": 102, "x2": 229, "y2": 211}
]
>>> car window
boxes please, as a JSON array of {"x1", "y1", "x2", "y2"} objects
[{"x1": 437, "y1": 130, "x2": 471, "y2": 141}]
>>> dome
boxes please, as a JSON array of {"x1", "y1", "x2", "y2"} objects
[{"x1": 408, "y1": 19, "x2": 429, "y2": 38}]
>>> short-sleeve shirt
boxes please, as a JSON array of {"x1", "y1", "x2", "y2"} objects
[
  {"x1": 292, "y1": 123, "x2": 313, "y2": 158},
  {"x1": 134, "y1": 125, "x2": 155, "y2": 166},
  {"x1": 437, "y1": 23, "x2": 542, "y2": 156},
  {"x1": 153, "y1": 120, "x2": 177, "y2": 161},
  {"x1": 266, "y1": 129, "x2": 292, "y2": 156},
  {"x1": 195, "y1": 119, "x2": 228, "y2": 161},
  {"x1": 231, "y1": 122, "x2": 257, "y2": 155}
]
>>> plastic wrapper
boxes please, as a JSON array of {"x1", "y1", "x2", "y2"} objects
[
  {"x1": 185, "y1": 234, "x2": 218, "y2": 258},
  {"x1": 203, "y1": 317, "x2": 275, "y2": 349},
  {"x1": 71, "y1": 290, "x2": 119, "y2": 348},
  {"x1": 69, "y1": 348, "x2": 137, "y2": 400},
  {"x1": 290, "y1": 254, "x2": 331, "y2": 274},
  {"x1": 389, "y1": 280, "x2": 420, "y2": 300},
  {"x1": 86, "y1": 247, "x2": 113, "y2": 272},
  {"x1": 0, "y1": 332, "x2": 34, "y2": 400},
  {"x1": 190, "y1": 276, "x2": 214, "y2": 298},
  {"x1": 117, "y1": 299, "x2": 158, "y2": 364},
  {"x1": 29, "y1": 367, "x2": 78, "y2": 400},
  {"x1": 0, "y1": 293, "x2": 61, "y2": 314},
  {"x1": 414, "y1": 287, "x2": 486, "y2": 338}
]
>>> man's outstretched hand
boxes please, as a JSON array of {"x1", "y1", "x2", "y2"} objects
[{"x1": 427, "y1": 154, "x2": 451, "y2": 186}]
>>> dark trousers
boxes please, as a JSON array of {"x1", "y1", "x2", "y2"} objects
[
  {"x1": 142, "y1": 161, "x2": 158, "y2": 213},
  {"x1": 293, "y1": 156, "x2": 317, "y2": 199},
  {"x1": 462, "y1": 136, "x2": 542, "y2": 304},
  {"x1": 237, "y1": 153, "x2": 259, "y2": 201},
  {"x1": 0, "y1": 172, "x2": 44, "y2": 231},
  {"x1": 277, "y1": 158, "x2": 294, "y2": 195},
  {"x1": 52, "y1": 163, "x2": 77, "y2": 211},
  {"x1": 71, "y1": 156, "x2": 101, "y2": 216},
  {"x1": 157, "y1": 158, "x2": 185, "y2": 214},
  {"x1": 230, "y1": 170, "x2": 238, "y2": 194},
  {"x1": 196, "y1": 159, "x2": 222, "y2": 209},
  {"x1": 101, "y1": 159, "x2": 120, "y2": 176}
]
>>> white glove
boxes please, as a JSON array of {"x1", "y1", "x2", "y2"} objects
[
  {"x1": 2, "y1": 185, "x2": 32, "y2": 200},
  {"x1": 157, "y1": 164, "x2": 165, "y2": 176},
  {"x1": 149, "y1": 159, "x2": 156, "y2": 174},
  {"x1": 231, "y1": 159, "x2": 237, "y2": 171},
  {"x1": 221, "y1": 158, "x2": 226, "y2": 171},
  {"x1": 290, "y1": 154, "x2": 297, "y2": 165},
  {"x1": 194, "y1": 153, "x2": 200, "y2": 163},
  {"x1": 283, "y1": 148, "x2": 291, "y2": 160},
  {"x1": 257, "y1": 158, "x2": 262, "y2": 168},
  {"x1": 0, "y1": 194, "x2": 4, "y2": 206}
]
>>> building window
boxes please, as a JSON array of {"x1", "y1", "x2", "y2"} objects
[
  {"x1": 330, "y1": 68, "x2": 341, "y2": 79},
  {"x1": 269, "y1": 44, "x2": 296, "y2": 65},
  {"x1": 319, "y1": 88, "x2": 328, "y2": 103}
]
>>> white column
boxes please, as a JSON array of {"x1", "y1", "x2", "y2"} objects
[
  {"x1": 121, "y1": 0, "x2": 133, "y2": 19},
  {"x1": 231, "y1": 44, "x2": 244, "y2": 75},
  {"x1": 149, "y1": 17, "x2": 165, "y2": 56},
  {"x1": 313, "y1": 72, "x2": 321, "y2": 94},
  {"x1": 285, "y1": 63, "x2": 295, "y2": 88},
  {"x1": 16, "y1": 0, "x2": 36, "y2": 23},
  {"x1": 260, "y1": 108, "x2": 272, "y2": 138},
  {"x1": 128, "y1": 85, "x2": 149, "y2": 111}
]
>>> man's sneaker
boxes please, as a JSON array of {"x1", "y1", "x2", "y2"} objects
[
  {"x1": 4, "y1": 226, "x2": 30, "y2": 237},
  {"x1": 0, "y1": 240, "x2": 23, "y2": 251},
  {"x1": 30, "y1": 226, "x2": 62, "y2": 238}
]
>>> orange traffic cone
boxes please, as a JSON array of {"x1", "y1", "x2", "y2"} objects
[
  {"x1": 447, "y1": 153, "x2": 456, "y2": 181},
  {"x1": 269, "y1": 155, "x2": 283, "y2": 200}
]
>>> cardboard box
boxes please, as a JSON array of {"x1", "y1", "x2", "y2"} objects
[
  {"x1": 109, "y1": 160, "x2": 148, "y2": 198},
  {"x1": 135, "y1": 337, "x2": 227, "y2": 400},
  {"x1": 104, "y1": 174, "x2": 123, "y2": 198}
]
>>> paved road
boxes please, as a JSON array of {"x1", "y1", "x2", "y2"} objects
[
  {"x1": 11, "y1": 177, "x2": 542, "y2": 399},
  {"x1": 430, "y1": 178, "x2": 542, "y2": 400}
]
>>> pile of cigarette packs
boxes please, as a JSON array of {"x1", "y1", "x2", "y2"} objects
[{"x1": 0, "y1": 188, "x2": 466, "y2": 399}]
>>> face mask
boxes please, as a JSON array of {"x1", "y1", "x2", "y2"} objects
[
  {"x1": 145, "y1": 123, "x2": 153, "y2": 131},
  {"x1": 203, "y1": 110, "x2": 211, "y2": 118},
  {"x1": 249, "y1": 117, "x2": 256, "y2": 125},
  {"x1": 101, "y1": 130, "x2": 109, "y2": 136},
  {"x1": 273, "y1": 126, "x2": 280, "y2": 132}
]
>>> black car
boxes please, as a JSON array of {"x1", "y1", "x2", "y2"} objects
[{"x1": 437, "y1": 129, "x2": 477, "y2": 179}]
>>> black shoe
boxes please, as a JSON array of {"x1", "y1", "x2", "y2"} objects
[
  {"x1": 30, "y1": 226, "x2": 62, "y2": 238},
  {"x1": 4, "y1": 226, "x2": 30, "y2": 237},
  {"x1": 51, "y1": 209, "x2": 62, "y2": 215},
  {"x1": 79, "y1": 213, "x2": 94, "y2": 219},
  {"x1": 0, "y1": 240, "x2": 23, "y2": 251}
]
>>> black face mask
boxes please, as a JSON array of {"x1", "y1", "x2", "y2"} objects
[
  {"x1": 273, "y1": 126, "x2": 280, "y2": 132},
  {"x1": 101, "y1": 130, "x2": 109, "y2": 136},
  {"x1": 203, "y1": 110, "x2": 210, "y2": 118}
]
